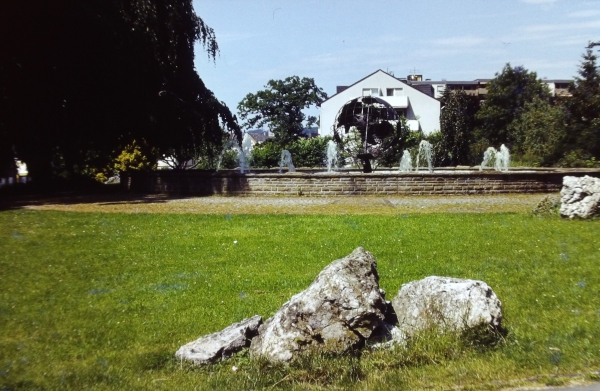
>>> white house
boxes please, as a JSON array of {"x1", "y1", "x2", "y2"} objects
[{"x1": 319, "y1": 70, "x2": 441, "y2": 137}]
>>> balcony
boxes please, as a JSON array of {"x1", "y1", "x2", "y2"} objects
[{"x1": 380, "y1": 95, "x2": 408, "y2": 108}]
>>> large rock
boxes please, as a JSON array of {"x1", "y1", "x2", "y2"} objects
[
  {"x1": 250, "y1": 247, "x2": 387, "y2": 362},
  {"x1": 175, "y1": 315, "x2": 262, "y2": 365},
  {"x1": 560, "y1": 175, "x2": 600, "y2": 219},
  {"x1": 391, "y1": 276, "x2": 502, "y2": 337}
]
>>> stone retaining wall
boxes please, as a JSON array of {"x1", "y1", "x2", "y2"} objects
[{"x1": 122, "y1": 169, "x2": 600, "y2": 196}]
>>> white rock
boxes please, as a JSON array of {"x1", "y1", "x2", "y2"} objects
[
  {"x1": 175, "y1": 315, "x2": 262, "y2": 365},
  {"x1": 250, "y1": 247, "x2": 387, "y2": 362},
  {"x1": 560, "y1": 175, "x2": 600, "y2": 219},
  {"x1": 391, "y1": 276, "x2": 502, "y2": 337}
]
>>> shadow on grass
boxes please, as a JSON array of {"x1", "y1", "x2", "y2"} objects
[{"x1": 0, "y1": 183, "x2": 196, "y2": 212}]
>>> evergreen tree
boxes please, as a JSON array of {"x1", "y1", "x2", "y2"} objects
[
  {"x1": 439, "y1": 88, "x2": 479, "y2": 166},
  {"x1": 564, "y1": 46, "x2": 600, "y2": 159}
]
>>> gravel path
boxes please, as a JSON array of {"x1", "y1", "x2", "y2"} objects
[{"x1": 11, "y1": 193, "x2": 553, "y2": 215}]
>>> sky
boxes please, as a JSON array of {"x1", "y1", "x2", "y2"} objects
[{"x1": 193, "y1": 0, "x2": 600, "y2": 123}]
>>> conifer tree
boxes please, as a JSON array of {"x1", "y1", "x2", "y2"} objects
[{"x1": 564, "y1": 46, "x2": 600, "y2": 159}]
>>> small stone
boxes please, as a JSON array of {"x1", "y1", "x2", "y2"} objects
[{"x1": 175, "y1": 315, "x2": 262, "y2": 366}]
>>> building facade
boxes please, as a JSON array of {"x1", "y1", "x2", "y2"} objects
[
  {"x1": 319, "y1": 70, "x2": 572, "y2": 137},
  {"x1": 319, "y1": 70, "x2": 441, "y2": 137}
]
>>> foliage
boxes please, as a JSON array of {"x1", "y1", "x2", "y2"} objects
[
  {"x1": 558, "y1": 150, "x2": 600, "y2": 168},
  {"x1": 474, "y1": 64, "x2": 551, "y2": 148},
  {"x1": 563, "y1": 46, "x2": 600, "y2": 160},
  {"x1": 511, "y1": 97, "x2": 566, "y2": 166},
  {"x1": 250, "y1": 137, "x2": 332, "y2": 169},
  {"x1": 439, "y1": 89, "x2": 479, "y2": 166},
  {"x1": 532, "y1": 194, "x2": 561, "y2": 216},
  {"x1": 251, "y1": 139, "x2": 282, "y2": 168},
  {"x1": 0, "y1": 0, "x2": 240, "y2": 182},
  {"x1": 1, "y1": 210, "x2": 600, "y2": 390},
  {"x1": 237, "y1": 76, "x2": 328, "y2": 146},
  {"x1": 288, "y1": 137, "x2": 331, "y2": 168},
  {"x1": 113, "y1": 140, "x2": 156, "y2": 172}
]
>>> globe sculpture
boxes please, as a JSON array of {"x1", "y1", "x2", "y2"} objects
[{"x1": 332, "y1": 96, "x2": 399, "y2": 172}]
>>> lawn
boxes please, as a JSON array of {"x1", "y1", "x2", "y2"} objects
[{"x1": 1, "y1": 209, "x2": 599, "y2": 390}]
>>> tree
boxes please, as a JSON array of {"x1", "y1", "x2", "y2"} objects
[
  {"x1": 439, "y1": 89, "x2": 479, "y2": 166},
  {"x1": 237, "y1": 76, "x2": 327, "y2": 146},
  {"x1": 0, "y1": 0, "x2": 240, "y2": 182},
  {"x1": 512, "y1": 97, "x2": 566, "y2": 166},
  {"x1": 474, "y1": 64, "x2": 551, "y2": 148},
  {"x1": 563, "y1": 46, "x2": 600, "y2": 159}
]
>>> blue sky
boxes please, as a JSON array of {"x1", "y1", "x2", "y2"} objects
[{"x1": 193, "y1": 0, "x2": 600, "y2": 122}]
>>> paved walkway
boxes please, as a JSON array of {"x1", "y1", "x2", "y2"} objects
[
  {"x1": 515, "y1": 383, "x2": 600, "y2": 391},
  {"x1": 7, "y1": 192, "x2": 553, "y2": 215}
]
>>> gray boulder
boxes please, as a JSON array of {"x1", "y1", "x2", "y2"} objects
[
  {"x1": 391, "y1": 276, "x2": 502, "y2": 337},
  {"x1": 250, "y1": 247, "x2": 387, "y2": 362},
  {"x1": 175, "y1": 315, "x2": 262, "y2": 365},
  {"x1": 560, "y1": 175, "x2": 600, "y2": 219}
]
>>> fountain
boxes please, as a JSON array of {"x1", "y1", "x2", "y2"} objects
[
  {"x1": 325, "y1": 140, "x2": 339, "y2": 172},
  {"x1": 398, "y1": 149, "x2": 413, "y2": 172},
  {"x1": 241, "y1": 133, "x2": 254, "y2": 168},
  {"x1": 479, "y1": 147, "x2": 497, "y2": 171},
  {"x1": 278, "y1": 150, "x2": 295, "y2": 173},
  {"x1": 216, "y1": 135, "x2": 252, "y2": 174},
  {"x1": 127, "y1": 137, "x2": 560, "y2": 196},
  {"x1": 479, "y1": 145, "x2": 509, "y2": 172},
  {"x1": 495, "y1": 144, "x2": 510, "y2": 172},
  {"x1": 415, "y1": 140, "x2": 433, "y2": 173}
]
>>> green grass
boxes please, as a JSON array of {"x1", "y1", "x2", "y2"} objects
[{"x1": 1, "y1": 210, "x2": 599, "y2": 390}]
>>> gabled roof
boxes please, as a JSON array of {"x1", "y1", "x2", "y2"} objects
[
  {"x1": 248, "y1": 132, "x2": 269, "y2": 143},
  {"x1": 319, "y1": 69, "x2": 428, "y2": 105},
  {"x1": 320, "y1": 69, "x2": 387, "y2": 106}
]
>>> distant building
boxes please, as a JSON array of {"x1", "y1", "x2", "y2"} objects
[
  {"x1": 319, "y1": 70, "x2": 441, "y2": 137},
  {"x1": 246, "y1": 129, "x2": 270, "y2": 145},
  {"x1": 319, "y1": 70, "x2": 572, "y2": 137}
]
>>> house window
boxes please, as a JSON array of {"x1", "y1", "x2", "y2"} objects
[
  {"x1": 395, "y1": 108, "x2": 406, "y2": 118},
  {"x1": 363, "y1": 88, "x2": 379, "y2": 96},
  {"x1": 387, "y1": 88, "x2": 403, "y2": 96}
]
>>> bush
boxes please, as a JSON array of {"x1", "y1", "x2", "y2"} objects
[
  {"x1": 558, "y1": 150, "x2": 600, "y2": 168},
  {"x1": 288, "y1": 137, "x2": 331, "y2": 168},
  {"x1": 533, "y1": 195, "x2": 560, "y2": 216},
  {"x1": 251, "y1": 139, "x2": 282, "y2": 168}
]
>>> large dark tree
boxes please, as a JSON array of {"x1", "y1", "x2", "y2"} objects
[
  {"x1": 237, "y1": 76, "x2": 327, "y2": 146},
  {"x1": 474, "y1": 64, "x2": 550, "y2": 148},
  {"x1": 564, "y1": 46, "x2": 600, "y2": 159},
  {"x1": 439, "y1": 89, "x2": 479, "y2": 166},
  {"x1": 0, "y1": 0, "x2": 240, "y2": 180}
]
